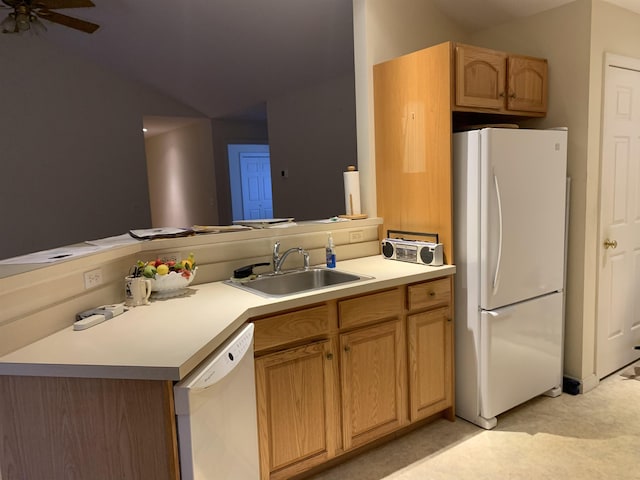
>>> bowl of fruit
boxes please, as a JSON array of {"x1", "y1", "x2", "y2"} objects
[{"x1": 134, "y1": 253, "x2": 197, "y2": 299}]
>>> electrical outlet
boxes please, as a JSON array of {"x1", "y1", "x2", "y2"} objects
[
  {"x1": 349, "y1": 230, "x2": 364, "y2": 243},
  {"x1": 84, "y1": 268, "x2": 103, "y2": 289}
]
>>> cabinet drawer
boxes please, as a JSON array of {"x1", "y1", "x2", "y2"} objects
[
  {"x1": 253, "y1": 305, "x2": 330, "y2": 353},
  {"x1": 407, "y1": 278, "x2": 451, "y2": 311},
  {"x1": 339, "y1": 288, "x2": 402, "y2": 329}
]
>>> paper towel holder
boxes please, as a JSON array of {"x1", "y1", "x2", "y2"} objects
[{"x1": 339, "y1": 165, "x2": 368, "y2": 220}]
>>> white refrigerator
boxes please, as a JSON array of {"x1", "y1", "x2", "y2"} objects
[{"x1": 453, "y1": 127, "x2": 568, "y2": 430}]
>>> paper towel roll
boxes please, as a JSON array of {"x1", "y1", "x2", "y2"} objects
[{"x1": 343, "y1": 166, "x2": 361, "y2": 215}]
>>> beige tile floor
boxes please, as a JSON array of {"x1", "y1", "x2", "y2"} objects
[{"x1": 307, "y1": 362, "x2": 640, "y2": 480}]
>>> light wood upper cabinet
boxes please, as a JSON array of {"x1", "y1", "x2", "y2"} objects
[
  {"x1": 507, "y1": 54, "x2": 548, "y2": 113},
  {"x1": 454, "y1": 43, "x2": 548, "y2": 115},
  {"x1": 455, "y1": 43, "x2": 506, "y2": 110},
  {"x1": 340, "y1": 319, "x2": 406, "y2": 450}
]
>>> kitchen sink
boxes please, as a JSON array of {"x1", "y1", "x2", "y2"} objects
[{"x1": 225, "y1": 268, "x2": 373, "y2": 297}]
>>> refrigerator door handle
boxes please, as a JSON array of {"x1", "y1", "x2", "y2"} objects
[{"x1": 493, "y1": 174, "x2": 503, "y2": 293}]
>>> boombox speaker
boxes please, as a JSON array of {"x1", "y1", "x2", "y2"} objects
[{"x1": 381, "y1": 230, "x2": 444, "y2": 266}]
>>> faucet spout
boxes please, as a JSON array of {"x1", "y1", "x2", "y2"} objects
[{"x1": 273, "y1": 242, "x2": 310, "y2": 273}]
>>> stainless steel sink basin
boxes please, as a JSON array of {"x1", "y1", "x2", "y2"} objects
[{"x1": 225, "y1": 268, "x2": 372, "y2": 297}]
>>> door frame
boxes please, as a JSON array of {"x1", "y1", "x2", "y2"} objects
[
  {"x1": 228, "y1": 144, "x2": 271, "y2": 221},
  {"x1": 595, "y1": 52, "x2": 640, "y2": 379}
]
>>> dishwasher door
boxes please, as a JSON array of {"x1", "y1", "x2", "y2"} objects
[{"x1": 174, "y1": 323, "x2": 259, "y2": 480}]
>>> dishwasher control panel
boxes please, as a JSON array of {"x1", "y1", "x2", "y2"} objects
[{"x1": 185, "y1": 323, "x2": 254, "y2": 390}]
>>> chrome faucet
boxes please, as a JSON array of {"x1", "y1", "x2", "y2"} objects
[{"x1": 273, "y1": 241, "x2": 310, "y2": 273}]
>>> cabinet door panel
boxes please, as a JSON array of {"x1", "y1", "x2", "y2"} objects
[
  {"x1": 255, "y1": 341, "x2": 336, "y2": 479},
  {"x1": 340, "y1": 319, "x2": 406, "y2": 450},
  {"x1": 408, "y1": 307, "x2": 453, "y2": 421},
  {"x1": 507, "y1": 55, "x2": 548, "y2": 112},
  {"x1": 455, "y1": 44, "x2": 506, "y2": 109}
]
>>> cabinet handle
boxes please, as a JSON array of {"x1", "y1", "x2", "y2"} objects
[
  {"x1": 326, "y1": 352, "x2": 333, "y2": 360},
  {"x1": 499, "y1": 91, "x2": 505, "y2": 98},
  {"x1": 429, "y1": 291, "x2": 436, "y2": 297},
  {"x1": 344, "y1": 345, "x2": 351, "y2": 352},
  {"x1": 509, "y1": 92, "x2": 516, "y2": 99}
]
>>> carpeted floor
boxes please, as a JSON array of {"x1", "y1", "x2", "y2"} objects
[{"x1": 307, "y1": 361, "x2": 640, "y2": 480}]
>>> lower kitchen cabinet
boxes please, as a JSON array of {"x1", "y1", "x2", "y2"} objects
[
  {"x1": 340, "y1": 319, "x2": 406, "y2": 450},
  {"x1": 253, "y1": 277, "x2": 454, "y2": 479},
  {"x1": 408, "y1": 306, "x2": 453, "y2": 421},
  {"x1": 254, "y1": 340, "x2": 338, "y2": 480}
]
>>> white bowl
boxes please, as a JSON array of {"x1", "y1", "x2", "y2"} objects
[{"x1": 150, "y1": 267, "x2": 197, "y2": 292}]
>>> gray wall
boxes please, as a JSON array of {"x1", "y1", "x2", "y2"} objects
[
  {"x1": 0, "y1": 37, "x2": 204, "y2": 259},
  {"x1": 267, "y1": 72, "x2": 358, "y2": 220}
]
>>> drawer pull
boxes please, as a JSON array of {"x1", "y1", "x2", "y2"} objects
[
  {"x1": 326, "y1": 353, "x2": 334, "y2": 360},
  {"x1": 429, "y1": 291, "x2": 436, "y2": 297},
  {"x1": 344, "y1": 345, "x2": 351, "y2": 352}
]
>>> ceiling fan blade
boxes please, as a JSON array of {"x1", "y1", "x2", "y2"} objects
[
  {"x1": 36, "y1": 9, "x2": 98, "y2": 33},
  {"x1": 32, "y1": 0, "x2": 95, "y2": 9}
]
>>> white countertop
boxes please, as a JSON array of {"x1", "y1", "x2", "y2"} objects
[{"x1": 0, "y1": 256, "x2": 455, "y2": 381}]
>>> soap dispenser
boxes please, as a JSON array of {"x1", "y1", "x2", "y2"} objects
[{"x1": 326, "y1": 232, "x2": 336, "y2": 268}]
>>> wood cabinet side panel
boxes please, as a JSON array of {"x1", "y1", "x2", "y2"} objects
[
  {"x1": 374, "y1": 42, "x2": 454, "y2": 264},
  {"x1": 0, "y1": 376, "x2": 179, "y2": 480}
]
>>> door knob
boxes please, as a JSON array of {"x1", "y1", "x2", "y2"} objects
[{"x1": 604, "y1": 239, "x2": 618, "y2": 249}]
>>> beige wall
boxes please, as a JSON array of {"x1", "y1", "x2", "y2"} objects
[
  {"x1": 354, "y1": 0, "x2": 640, "y2": 388},
  {"x1": 145, "y1": 119, "x2": 218, "y2": 227}
]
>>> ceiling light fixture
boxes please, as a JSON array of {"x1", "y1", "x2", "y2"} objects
[
  {"x1": 0, "y1": 0, "x2": 99, "y2": 35},
  {"x1": 1, "y1": 5, "x2": 46, "y2": 34}
]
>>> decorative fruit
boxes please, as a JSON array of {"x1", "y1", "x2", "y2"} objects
[
  {"x1": 142, "y1": 265, "x2": 157, "y2": 278},
  {"x1": 156, "y1": 264, "x2": 170, "y2": 275},
  {"x1": 133, "y1": 253, "x2": 196, "y2": 280}
]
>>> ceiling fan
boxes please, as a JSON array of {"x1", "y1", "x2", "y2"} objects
[{"x1": 0, "y1": 0, "x2": 99, "y2": 34}]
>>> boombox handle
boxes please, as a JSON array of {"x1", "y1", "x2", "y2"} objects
[{"x1": 386, "y1": 230, "x2": 439, "y2": 244}]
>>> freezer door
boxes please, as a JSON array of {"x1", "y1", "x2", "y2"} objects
[
  {"x1": 479, "y1": 292, "x2": 563, "y2": 420},
  {"x1": 479, "y1": 128, "x2": 567, "y2": 310}
]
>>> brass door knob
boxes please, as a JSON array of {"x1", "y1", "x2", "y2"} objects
[{"x1": 604, "y1": 239, "x2": 618, "y2": 249}]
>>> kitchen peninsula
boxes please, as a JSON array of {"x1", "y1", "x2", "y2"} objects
[{"x1": 0, "y1": 219, "x2": 455, "y2": 480}]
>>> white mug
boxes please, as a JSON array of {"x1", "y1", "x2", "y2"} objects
[{"x1": 125, "y1": 276, "x2": 152, "y2": 306}]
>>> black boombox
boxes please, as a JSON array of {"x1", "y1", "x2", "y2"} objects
[{"x1": 381, "y1": 230, "x2": 444, "y2": 266}]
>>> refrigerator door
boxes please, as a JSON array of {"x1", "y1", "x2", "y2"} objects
[
  {"x1": 479, "y1": 292, "x2": 563, "y2": 421},
  {"x1": 479, "y1": 128, "x2": 567, "y2": 310}
]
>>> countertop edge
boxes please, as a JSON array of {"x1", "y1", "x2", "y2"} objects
[{"x1": 0, "y1": 259, "x2": 456, "y2": 381}]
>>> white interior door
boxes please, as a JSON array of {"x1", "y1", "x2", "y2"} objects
[{"x1": 597, "y1": 54, "x2": 640, "y2": 379}]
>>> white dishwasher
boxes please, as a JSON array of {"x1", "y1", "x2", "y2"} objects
[{"x1": 174, "y1": 323, "x2": 260, "y2": 480}]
